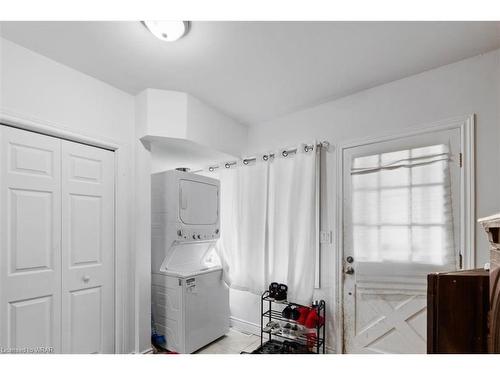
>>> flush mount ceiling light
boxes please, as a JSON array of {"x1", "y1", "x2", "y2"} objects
[{"x1": 142, "y1": 21, "x2": 190, "y2": 42}]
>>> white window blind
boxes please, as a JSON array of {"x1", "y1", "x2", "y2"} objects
[{"x1": 351, "y1": 144, "x2": 456, "y2": 268}]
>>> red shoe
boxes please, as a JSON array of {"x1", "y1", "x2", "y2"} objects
[
  {"x1": 296, "y1": 307, "x2": 311, "y2": 325},
  {"x1": 305, "y1": 308, "x2": 319, "y2": 329}
]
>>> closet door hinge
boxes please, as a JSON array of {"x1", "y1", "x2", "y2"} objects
[{"x1": 459, "y1": 152, "x2": 463, "y2": 168}]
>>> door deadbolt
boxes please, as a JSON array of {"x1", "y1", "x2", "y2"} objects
[{"x1": 346, "y1": 256, "x2": 354, "y2": 263}]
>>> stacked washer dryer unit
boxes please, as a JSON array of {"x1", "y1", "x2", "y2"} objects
[{"x1": 151, "y1": 169, "x2": 229, "y2": 353}]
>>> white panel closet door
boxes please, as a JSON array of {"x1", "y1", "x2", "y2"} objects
[
  {"x1": 0, "y1": 126, "x2": 62, "y2": 353},
  {"x1": 61, "y1": 140, "x2": 115, "y2": 354}
]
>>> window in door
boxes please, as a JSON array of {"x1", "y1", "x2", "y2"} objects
[{"x1": 351, "y1": 143, "x2": 457, "y2": 269}]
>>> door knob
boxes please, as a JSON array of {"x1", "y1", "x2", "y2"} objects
[
  {"x1": 345, "y1": 266, "x2": 354, "y2": 275},
  {"x1": 82, "y1": 275, "x2": 90, "y2": 283}
]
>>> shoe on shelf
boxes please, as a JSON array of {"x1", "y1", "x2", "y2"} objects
[
  {"x1": 281, "y1": 323, "x2": 300, "y2": 338},
  {"x1": 274, "y1": 284, "x2": 288, "y2": 302},
  {"x1": 271, "y1": 326, "x2": 282, "y2": 335},
  {"x1": 281, "y1": 322, "x2": 290, "y2": 334},
  {"x1": 290, "y1": 306, "x2": 300, "y2": 320},
  {"x1": 304, "y1": 308, "x2": 324, "y2": 329},
  {"x1": 268, "y1": 282, "x2": 279, "y2": 300},
  {"x1": 282, "y1": 305, "x2": 293, "y2": 319},
  {"x1": 296, "y1": 306, "x2": 311, "y2": 325},
  {"x1": 263, "y1": 321, "x2": 280, "y2": 333},
  {"x1": 289, "y1": 324, "x2": 305, "y2": 339}
]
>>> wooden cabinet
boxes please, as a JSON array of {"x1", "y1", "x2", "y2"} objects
[
  {"x1": 427, "y1": 269, "x2": 489, "y2": 354},
  {"x1": 479, "y1": 213, "x2": 500, "y2": 354}
]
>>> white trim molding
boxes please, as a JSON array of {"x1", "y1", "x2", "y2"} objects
[
  {"x1": 230, "y1": 316, "x2": 261, "y2": 336},
  {"x1": 0, "y1": 108, "x2": 119, "y2": 150},
  {"x1": 334, "y1": 114, "x2": 476, "y2": 353},
  {"x1": 461, "y1": 114, "x2": 476, "y2": 269}
]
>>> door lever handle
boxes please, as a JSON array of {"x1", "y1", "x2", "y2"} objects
[{"x1": 345, "y1": 266, "x2": 355, "y2": 275}]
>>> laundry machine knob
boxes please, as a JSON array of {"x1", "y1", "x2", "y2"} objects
[
  {"x1": 192, "y1": 235, "x2": 196, "y2": 239},
  {"x1": 197, "y1": 235, "x2": 201, "y2": 239}
]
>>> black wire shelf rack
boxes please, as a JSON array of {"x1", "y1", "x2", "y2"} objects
[{"x1": 253, "y1": 290, "x2": 326, "y2": 354}]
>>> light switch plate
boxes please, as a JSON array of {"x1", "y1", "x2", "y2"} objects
[{"x1": 320, "y1": 230, "x2": 332, "y2": 244}]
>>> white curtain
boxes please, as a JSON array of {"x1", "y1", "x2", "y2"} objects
[
  {"x1": 267, "y1": 146, "x2": 318, "y2": 304},
  {"x1": 217, "y1": 158, "x2": 269, "y2": 294},
  {"x1": 351, "y1": 143, "x2": 456, "y2": 275},
  {"x1": 217, "y1": 143, "x2": 319, "y2": 304}
]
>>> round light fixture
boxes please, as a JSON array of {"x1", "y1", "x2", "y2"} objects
[{"x1": 142, "y1": 21, "x2": 189, "y2": 42}]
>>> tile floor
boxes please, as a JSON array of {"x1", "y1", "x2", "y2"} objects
[{"x1": 195, "y1": 328, "x2": 261, "y2": 354}]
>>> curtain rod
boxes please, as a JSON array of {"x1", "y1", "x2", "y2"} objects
[{"x1": 207, "y1": 140, "x2": 330, "y2": 172}]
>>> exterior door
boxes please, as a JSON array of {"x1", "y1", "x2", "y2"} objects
[
  {"x1": 342, "y1": 128, "x2": 462, "y2": 353},
  {"x1": 0, "y1": 126, "x2": 62, "y2": 353},
  {"x1": 61, "y1": 140, "x2": 115, "y2": 353}
]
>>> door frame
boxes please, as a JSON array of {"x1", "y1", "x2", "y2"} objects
[
  {"x1": 334, "y1": 114, "x2": 475, "y2": 353},
  {"x1": 0, "y1": 110, "x2": 123, "y2": 353}
]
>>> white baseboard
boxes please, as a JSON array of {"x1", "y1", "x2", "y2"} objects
[{"x1": 230, "y1": 316, "x2": 261, "y2": 336}]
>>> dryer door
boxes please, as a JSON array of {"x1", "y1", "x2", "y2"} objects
[{"x1": 179, "y1": 179, "x2": 219, "y2": 225}]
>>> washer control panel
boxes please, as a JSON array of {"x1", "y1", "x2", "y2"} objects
[{"x1": 177, "y1": 228, "x2": 220, "y2": 241}]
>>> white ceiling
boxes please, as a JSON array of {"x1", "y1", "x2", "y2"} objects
[{"x1": 1, "y1": 21, "x2": 499, "y2": 125}]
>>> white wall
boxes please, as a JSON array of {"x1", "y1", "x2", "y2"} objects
[
  {"x1": 186, "y1": 94, "x2": 248, "y2": 158},
  {"x1": 133, "y1": 91, "x2": 153, "y2": 353},
  {"x1": 136, "y1": 88, "x2": 248, "y2": 158},
  {"x1": 136, "y1": 88, "x2": 248, "y2": 175},
  {"x1": 233, "y1": 49, "x2": 500, "y2": 352},
  {"x1": 0, "y1": 37, "x2": 148, "y2": 353},
  {"x1": 136, "y1": 89, "x2": 188, "y2": 139}
]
